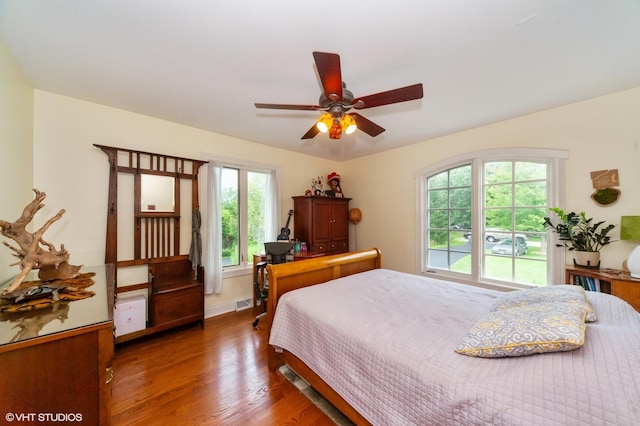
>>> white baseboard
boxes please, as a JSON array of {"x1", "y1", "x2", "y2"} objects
[
  {"x1": 205, "y1": 301, "x2": 236, "y2": 318},
  {"x1": 204, "y1": 297, "x2": 254, "y2": 318}
]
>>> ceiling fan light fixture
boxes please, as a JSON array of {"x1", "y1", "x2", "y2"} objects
[
  {"x1": 329, "y1": 121, "x2": 342, "y2": 139},
  {"x1": 341, "y1": 114, "x2": 357, "y2": 134},
  {"x1": 256, "y1": 52, "x2": 422, "y2": 140},
  {"x1": 316, "y1": 112, "x2": 333, "y2": 133}
]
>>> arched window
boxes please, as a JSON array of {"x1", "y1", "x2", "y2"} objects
[{"x1": 416, "y1": 148, "x2": 568, "y2": 288}]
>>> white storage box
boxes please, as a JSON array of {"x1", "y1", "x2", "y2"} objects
[{"x1": 114, "y1": 295, "x2": 146, "y2": 337}]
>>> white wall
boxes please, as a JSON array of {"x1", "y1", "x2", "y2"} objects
[
  {"x1": 343, "y1": 86, "x2": 640, "y2": 274},
  {"x1": 0, "y1": 40, "x2": 33, "y2": 283},
  {"x1": 31, "y1": 90, "x2": 339, "y2": 315}
]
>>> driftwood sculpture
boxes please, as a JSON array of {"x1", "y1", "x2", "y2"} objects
[{"x1": 0, "y1": 189, "x2": 81, "y2": 294}]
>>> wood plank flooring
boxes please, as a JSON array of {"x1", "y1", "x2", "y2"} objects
[{"x1": 111, "y1": 309, "x2": 335, "y2": 425}]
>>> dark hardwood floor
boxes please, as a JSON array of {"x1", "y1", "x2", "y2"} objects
[{"x1": 111, "y1": 309, "x2": 335, "y2": 426}]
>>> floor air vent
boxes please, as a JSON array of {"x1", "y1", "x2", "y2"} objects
[{"x1": 235, "y1": 298, "x2": 252, "y2": 312}]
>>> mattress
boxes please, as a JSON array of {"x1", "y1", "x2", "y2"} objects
[{"x1": 269, "y1": 268, "x2": 640, "y2": 425}]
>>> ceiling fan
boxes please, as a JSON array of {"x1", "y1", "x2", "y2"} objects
[{"x1": 255, "y1": 52, "x2": 424, "y2": 140}]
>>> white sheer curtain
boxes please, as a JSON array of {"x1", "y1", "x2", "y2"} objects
[
  {"x1": 265, "y1": 169, "x2": 280, "y2": 242},
  {"x1": 204, "y1": 162, "x2": 223, "y2": 294}
]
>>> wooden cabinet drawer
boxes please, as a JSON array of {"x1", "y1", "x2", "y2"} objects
[
  {"x1": 311, "y1": 240, "x2": 349, "y2": 254},
  {"x1": 152, "y1": 283, "x2": 203, "y2": 327},
  {"x1": 310, "y1": 243, "x2": 326, "y2": 253},
  {"x1": 330, "y1": 240, "x2": 348, "y2": 253}
]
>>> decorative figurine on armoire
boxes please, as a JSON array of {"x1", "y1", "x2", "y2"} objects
[
  {"x1": 311, "y1": 176, "x2": 325, "y2": 196},
  {"x1": 326, "y1": 172, "x2": 344, "y2": 198}
]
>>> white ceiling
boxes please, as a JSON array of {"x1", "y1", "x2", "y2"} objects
[{"x1": 1, "y1": 1, "x2": 639, "y2": 161}]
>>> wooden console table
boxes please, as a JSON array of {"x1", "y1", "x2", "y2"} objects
[
  {"x1": 565, "y1": 265, "x2": 640, "y2": 312},
  {"x1": 0, "y1": 265, "x2": 115, "y2": 425}
]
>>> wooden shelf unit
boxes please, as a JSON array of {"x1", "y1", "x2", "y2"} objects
[
  {"x1": 95, "y1": 145, "x2": 206, "y2": 343},
  {"x1": 565, "y1": 265, "x2": 640, "y2": 312}
]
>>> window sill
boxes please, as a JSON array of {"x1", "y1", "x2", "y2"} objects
[
  {"x1": 222, "y1": 265, "x2": 253, "y2": 279},
  {"x1": 421, "y1": 269, "x2": 534, "y2": 293}
]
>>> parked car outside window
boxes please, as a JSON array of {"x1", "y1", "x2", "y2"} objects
[
  {"x1": 491, "y1": 237, "x2": 528, "y2": 256},
  {"x1": 463, "y1": 229, "x2": 528, "y2": 243}
]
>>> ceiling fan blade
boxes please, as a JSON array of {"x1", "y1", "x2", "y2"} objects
[
  {"x1": 255, "y1": 102, "x2": 323, "y2": 111},
  {"x1": 352, "y1": 83, "x2": 423, "y2": 109},
  {"x1": 352, "y1": 113, "x2": 385, "y2": 137},
  {"x1": 313, "y1": 52, "x2": 343, "y2": 102},
  {"x1": 301, "y1": 124, "x2": 320, "y2": 139}
]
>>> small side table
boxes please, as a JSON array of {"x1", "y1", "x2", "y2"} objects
[{"x1": 565, "y1": 265, "x2": 640, "y2": 312}]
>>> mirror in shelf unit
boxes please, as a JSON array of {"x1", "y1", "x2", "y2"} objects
[{"x1": 141, "y1": 174, "x2": 175, "y2": 213}]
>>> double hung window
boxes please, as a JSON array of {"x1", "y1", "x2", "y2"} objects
[{"x1": 220, "y1": 167, "x2": 271, "y2": 268}]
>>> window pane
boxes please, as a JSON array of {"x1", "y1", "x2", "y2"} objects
[
  {"x1": 449, "y1": 166, "x2": 471, "y2": 187},
  {"x1": 427, "y1": 248, "x2": 472, "y2": 274},
  {"x1": 450, "y1": 232, "x2": 472, "y2": 274},
  {"x1": 425, "y1": 165, "x2": 471, "y2": 271},
  {"x1": 515, "y1": 181, "x2": 546, "y2": 207},
  {"x1": 483, "y1": 161, "x2": 548, "y2": 286},
  {"x1": 428, "y1": 171, "x2": 448, "y2": 189},
  {"x1": 451, "y1": 209, "x2": 471, "y2": 230},
  {"x1": 484, "y1": 162, "x2": 512, "y2": 184},
  {"x1": 485, "y1": 183, "x2": 512, "y2": 207},
  {"x1": 248, "y1": 171, "x2": 268, "y2": 258},
  {"x1": 485, "y1": 208, "x2": 512, "y2": 231},
  {"x1": 450, "y1": 187, "x2": 471, "y2": 209},
  {"x1": 428, "y1": 189, "x2": 448, "y2": 209},
  {"x1": 484, "y1": 255, "x2": 514, "y2": 282},
  {"x1": 514, "y1": 258, "x2": 547, "y2": 286},
  {"x1": 221, "y1": 167, "x2": 239, "y2": 266},
  {"x1": 515, "y1": 207, "x2": 546, "y2": 233},
  {"x1": 515, "y1": 161, "x2": 546, "y2": 181},
  {"x1": 485, "y1": 256, "x2": 547, "y2": 286},
  {"x1": 429, "y1": 229, "x2": 448, "y2": 246},
  {"x1": 427, "y1": 228, "x2": 471, "y2": 274},
  {"x1": 429, "y1": 210, "x2": 448, "y2": 229}
]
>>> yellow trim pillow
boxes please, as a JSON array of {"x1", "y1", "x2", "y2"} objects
[
  {"x1": 490, "y1": 285, "x2": 597, "y2": 322},
  {"x1": 455, "y1": 302, "x2": 587, "y2": 358}
]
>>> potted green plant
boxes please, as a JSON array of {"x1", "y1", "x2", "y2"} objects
[{"x1": 542, "y1": 208, "x2": 616, "y2": 268}]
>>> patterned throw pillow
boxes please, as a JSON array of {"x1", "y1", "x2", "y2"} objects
[
  {"x1": 455, "y1": 302, "x2": 587, "y2": 358},
  {"x1": 490, "y1": 285, "x2": 596, "y2": 322}
]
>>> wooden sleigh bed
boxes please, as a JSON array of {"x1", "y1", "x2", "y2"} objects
[{"x1": 265, "y1": 248, "x2": 640, "y2": 425}]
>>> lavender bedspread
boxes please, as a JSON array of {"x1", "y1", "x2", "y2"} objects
[{"x1": 269, "y1": 268, "x2": 640, "y2": 425}]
